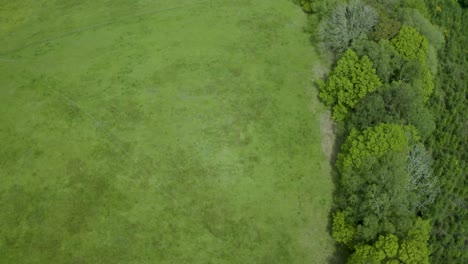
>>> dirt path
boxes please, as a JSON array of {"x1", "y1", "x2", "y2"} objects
[{"x1": 320, "y1": 111, "x2": 337, "y2": 162}]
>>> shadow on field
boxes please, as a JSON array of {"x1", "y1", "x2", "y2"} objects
[
  {"x1": 325, "y1": 168, "x2": 350, "y2": 264},
  {"x1": 320, "y1": 111, "x2": 350, "y2": 264},
  {"x1": 326, "y1": 242, "x2": 350, "y2": 264}
]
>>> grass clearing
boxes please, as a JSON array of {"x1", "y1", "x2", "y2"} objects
[{"x1": 0, "y1": 0, "x2": 335, "y2": 263}]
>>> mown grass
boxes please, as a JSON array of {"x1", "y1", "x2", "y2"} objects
[{"x1": 0, "y1": 0, "x2": 335, "y2": 263}]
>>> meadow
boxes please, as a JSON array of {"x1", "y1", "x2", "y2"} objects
[{"x1": 0, "y1": 0, "x2": 335, "y2": 263}]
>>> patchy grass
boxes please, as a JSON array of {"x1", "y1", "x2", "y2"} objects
[
  {"x1": 319, "y1": 111, "x2": 338, "y2": 163},
  {"x1": 0, "y1": 0, "x2": 335, "y2": 263}
]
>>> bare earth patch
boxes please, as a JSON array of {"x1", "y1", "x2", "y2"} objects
[{"x1": 320, "y1": 111, "x2": 337, "y2": 162}]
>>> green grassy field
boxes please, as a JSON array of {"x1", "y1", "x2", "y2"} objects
[{"x1": 0, "y1": 0, "x2": 335, "y2": 263}]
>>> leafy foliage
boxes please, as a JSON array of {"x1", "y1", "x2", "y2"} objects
[
  {"x1": 332, "y1": 211, "x2": 357, "y2": 248},
  {"x1": 375, "y1": 234, "x2": 400, "y2": 259},
  {"x1": 345, "y1": 82, "x2": 435, "y2": 139},
  {"x1": 459, "y1": 0, "x2": 468, "y2": 8},
  {"x1": 348, "y1": 234, "x2": 400, "y2": 264},
  {"x1": 319, "y1": 49, "x2": 382, "y2": 120},
  {"x1": 347, "y1": 219, "x2": 430, "y2": 264},
  {"x1": 352, "y1": 37, "x2": 403, "y2": 83},
  {"x1": 373, "y1": 14, "x2": 402, "y2": 41},
  {"x1": 391, "y1": 25, "x2": 434, "y2": 99},
  {"x1": 337, "y1": 123, "x2": 413, "y2": 171},
  {"x1": 318, "y1": 0, "x2": 378, "y2": 52},
  {"x1": 391, "y1": 25, "x2": 427, "y2": 61},
  {"x1": 297, "y1": 0, "x2": 465, "y2": 262},
  {"x1": 337, "y1": 152, "x2": 415, "y2": 242},
  {"x1": 398, "y1": 8, "x2": 444, "y2": 50},
  {"x1": 422, "y1": 0, "x2": 468, "y2": 262},
  {"x1": 397, "y1": 218, "x2": 431, "y2": 264},
  {"x1": 348, "y1": 244, "x2": 385, "y2": 264}
]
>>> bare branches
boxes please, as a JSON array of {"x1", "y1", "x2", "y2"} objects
[{"x1": 406, "y1": 144, "x2": 439, "y2": 211}]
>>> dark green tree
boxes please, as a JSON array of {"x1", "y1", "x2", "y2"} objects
[
  {"x1": 345, "y1": 82, "x2": 435, "y2": 140},
  {"x1": 398, "y1": 8, "x2": 444, "y2": 50},
  {"x1": 373, "y1": 14, "x2": 402, "y2": 41},
  {"x1": 352, "y1": 37, "x2": 403, "y2": 83},
  {"x1": 338, "y1": 152, "x2": 415, "y2": 242}
]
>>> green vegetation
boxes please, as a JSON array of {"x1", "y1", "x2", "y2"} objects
[
  {"x1": 337, "y1": 124, "x2": 412, "y2": 171},
  {"x1": 318, "y1": 49, "x2": 382, "y2": 121},
  {"x1": 298, "y1": 0, "x2": 467, "y2": 263},
  {"x1": 346, "y1": 82, "x2": 436, "y2": 139},
  {"x1": 423, "y1": 1, "x2": 468, "y2": 262},
  {"x1": 0, "y1": 0, "x2": 336, "y2": 263},
  {"x1": 348, "y1": 219, "x2": 431, "y2": 264},
  {"x1": 391, "y1": 25, "x2": 434, "y2": 99},
  {"x1": 317, "y1": 0, "x2": 378, "y2": 52}
]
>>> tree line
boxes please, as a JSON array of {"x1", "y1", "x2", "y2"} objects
[{"x1": 295, "y1": 0, "x2": 467, "y2": 263}]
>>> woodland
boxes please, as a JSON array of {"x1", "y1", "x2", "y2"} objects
[{"x1": 296, "y1": 0, "x2": 467, "y2": 263}]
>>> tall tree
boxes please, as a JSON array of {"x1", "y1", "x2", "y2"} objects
[
  {"x1": 337, "y1": 123, "x2": 414, "y2": 172},
  {"x1": 345, "y1": 82, "x2": 436, "y2": 140},
  {"x1": 336, "y1": 152, "x2": 414, "y2": 242},
  {"x1": 318, "y1": 0, "x2": 378, "y2": 52},
  {"x1": 391, "y1": 25, "x2": 434, "y2": 99},
  {"x1": 406, "y1": 144, "x2": 438, "y2": 213},
  {"x1": 319, "y1": 49, "x2": 382, "y2": 121},
  {"x1": 352, "y1": 37, "x2": 403, "y2": 83},
  {"x1": 347, "y1": 219, "x2": 430, "y2": 263}
]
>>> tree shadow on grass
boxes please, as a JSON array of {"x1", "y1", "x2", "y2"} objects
[
  {"x1": 320, "y1": 113, "x2": 351, "y2": 264},
  {"x1": 325, "y1": 168, "x2": 351, "y2": 264},
  {"x1": 327, "y1": 242, "x2": 350, "y2": 264}
]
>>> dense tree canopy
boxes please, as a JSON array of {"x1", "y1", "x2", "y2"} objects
[
  {"x1": 319, "y1": 49, "x2": 382, "y2": 121},
  {"x1": 333, "y1": 124, "x2": 429, "y2": 245},
  {"x1": 391, "y1": 25, "x2": 427, "y2": 61},
  {"x1": 345, "y1": 82, "x2": 435, "y2": 140},
  {"x1": 423, "y1": 0, "x2": 468, "y2": 262},
  {"x1": 296, "y1": 0, "x2": 466, "y2": 262},
  {"x1": 318, "y1": 0, "x2": 378, "y2": 52},
  {"x1": 335, "y1": 152, "x2": 414, "y2": 242},
  {"x1": 406, "y1": 144, "x2": 438, "y2": 212},
  {"x1": 372, "y1": 14, "x2": 401, "y2": 41},
  {"x1": 337, "y1": 123, "x2": 414, "y2": 172},
  {"x1": 398, "y1": 8, "x2": 444, "y2": 50},
  {"x1": 348, "y1": 219, "x2": 430, "y2": 264},
  {"x1": 332, "y1": 211, "x2": 356, "y2": 247},
  {"x1": 391, "y1": 25, "x2": 434, "y2": 99}
]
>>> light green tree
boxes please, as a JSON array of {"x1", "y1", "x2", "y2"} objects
[
  {"x1": 332, "y1": 210, "x2": 357, "y2": 248},
  {"x1": 319, "y1": 49, "x2": 382, "y2": 120},
  {"x1": 337, "y1": 124, "x2": 417, "y2": 172},
  {"x1": 348, "y1": 235, "x2": 400, "y2": 263},
  {"x1": 398, "y1": 218, "x2": 431, "y2": 264},
  {"x1": 391, "y1": 25, "x2": 434, "y2": 99},
  {"x1": 348, "y1": 244, "x2": 385, "y2": 264},
  {"x1": 347, "y1": 221, "x2": 430, "y2": 264},
  {"x1": 375, "y1": 234, "x2": 400, "y2": 258},
  {"x1": 391, "y1": 25, "x2": 427, "y2": 61}
]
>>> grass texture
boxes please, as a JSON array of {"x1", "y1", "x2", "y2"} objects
[{"x1": 0, "y1": 0, "x2": 335, "y2": 263}]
